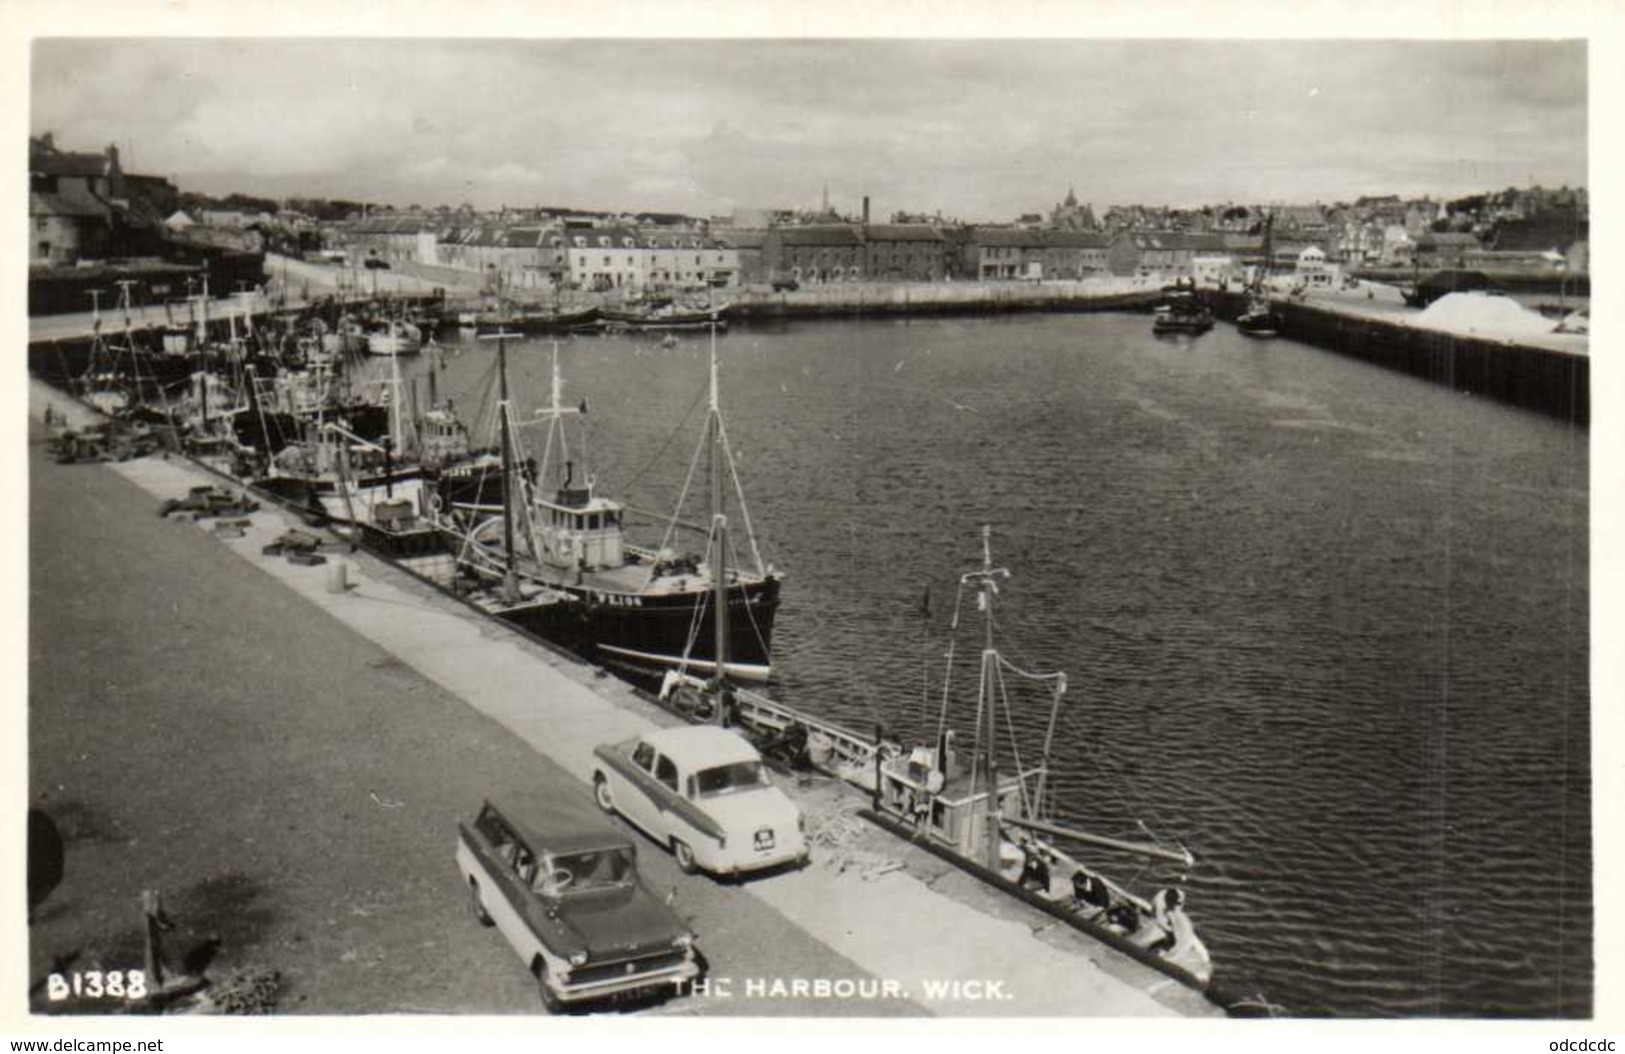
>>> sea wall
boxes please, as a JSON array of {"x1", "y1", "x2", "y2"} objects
[
  {"x1": 1210, "y1": 290, "x2": 1588, "y2": 425},
  {"x1": 729, "y1": 280, "x2": 1161, "y2": 321}
]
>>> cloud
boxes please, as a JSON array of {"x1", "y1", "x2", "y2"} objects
[{"x1": 30, "y1": 38, "x2": 1587, "y2": 217}]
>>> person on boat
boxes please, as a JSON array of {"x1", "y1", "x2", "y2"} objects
[
  {"x1": 1019, "y1": 843, "x2": 1051, "y2": 894},
  {"x1": 1071, "y1": 869, "x2": 1112, "y2": 918},
  {"x1": 1149, "y1": 887, "x2": 1198, "y2": 960},
  {"x1": 1105, "y1": 901, "x2": 1141, "y2": 936}
]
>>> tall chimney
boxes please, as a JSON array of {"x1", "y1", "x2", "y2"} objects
[{"x1": 862, "y1": 196, "x2": 870, "y2": 227}]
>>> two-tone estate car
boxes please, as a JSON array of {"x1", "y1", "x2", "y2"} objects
[
  {"x1": 455, "y1": 793, "x2": 701, "y2": 1010},
  {"x1": 591, "y1": 725, "x2": 809, "y2": 877}
]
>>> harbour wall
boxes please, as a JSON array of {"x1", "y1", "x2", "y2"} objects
[
  {"x1": 728, "y1": 280, "x2": 1162, "y2": 321},
  {"x1": 1209, "y1": 290, "x2": 1589, "y2": 426}
]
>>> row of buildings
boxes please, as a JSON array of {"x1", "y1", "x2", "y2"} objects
[{"x1": 328, "y1": 207, "x2": 1589, "y2": 295}]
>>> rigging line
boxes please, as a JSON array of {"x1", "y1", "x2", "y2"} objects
[
  {"x1": 675, "y1": 524, "x2": 716, "y2": 677},
  {"x1": 620, "y1": 378, "x2": 708, "y2": 492},
  {"x1": 969, "y1": 642, "x2": 989, "y2": 806},
  {"x1": 724, "y1": 529, "x2": 772, "y2": 662},
  {"x1": 994, "y1": 659, "x2": 1034, "y2": 820},
  {"x1": 935, "y1": 579, "x2": 969, "y2": 742},
  {"x1": 714, "y1": 414, "x2": 765, "y2": 575},
  {"x1": 1065, "y1": 724, "x2": 1182, "y2": 853},
  {"x1": 984, "y1": 602, "x2": 1182, "y2": 840},
  {"x1": 646, "y1": 416, "x2": 709, "y2": 591},
  {"x1": 993, "y1": 653, "x2": 1067, "y2": 685}
]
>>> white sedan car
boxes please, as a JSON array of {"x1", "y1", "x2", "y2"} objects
[{"x1": 592, "y1": 725, "x2": 809, "y2": 877}]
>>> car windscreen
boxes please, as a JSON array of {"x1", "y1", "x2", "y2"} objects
[
  {"x1": 547, "y1": 848, "x2": 635, "y2": 894},
  {"x1": 693, "y1": 760, "x2": 769, "y2": 798}
]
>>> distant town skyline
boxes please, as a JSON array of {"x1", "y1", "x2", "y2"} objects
[{"x1": 31, "y1": 38, "x2": 1587, "y2": 221}]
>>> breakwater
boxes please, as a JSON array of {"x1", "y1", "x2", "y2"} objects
[
  {"x1": 729, "y1": 280, "x2": 1161, "y2": 321},
  {"x1": 1209, "y1": 290, "x2": 1588, "y2": 425}
]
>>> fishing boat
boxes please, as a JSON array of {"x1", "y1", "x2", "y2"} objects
[
  {"x1": 660, "y1": 527, "x2": 1214, "y2": 993},
  {"x1": 473, "y1": 304, "x2": 601, "y2": 336},
  {"x1": 864, "y1": 527, "x2": 1211, "y2": 987},
  {"x1": 254, "y1": 349, "x2": 445, "y2": 563},
  {"x1": 1236, "y1": 213, "x2": 1283, "y2": 338},
  {"x1": 436, "y1": 321, "x2": 780, "y2": 681},
  {"x1": 434, "y1": 329, "x2": 584, "y2": 632},
  {"x1": 598, "y1": 302, "x2": 730, "y2": 333},
  {"x1": 1151, "y1": 282, "x2": 1215, "y2": 335},
  {"x1": 365, "y1": 317, "x2": 423, "y2": 356}
]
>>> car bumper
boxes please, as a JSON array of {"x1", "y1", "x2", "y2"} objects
[
  {"x1": 547, "y1": 956, "x2": 700, "y2": 1004},
  {"x1": 712, "y1": 843, "x2": 810, "y2": 876}
]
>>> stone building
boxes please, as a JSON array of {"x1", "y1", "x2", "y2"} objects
[
  {"x1": 29, "y1": 136, "x2": 124, "y2": 265},
  {"x1": 862, "y1": 224, "x2": 950, "y2": 281},
  {"x1": 968, "y1": 227, "x2": 1042, "y2": 279},
  {"x1": 1038, "y1": 230, "x2": 1109, "y2": 278},
  {"x1": 763, "y1": 226, "x2": 865, "y2": 283}
]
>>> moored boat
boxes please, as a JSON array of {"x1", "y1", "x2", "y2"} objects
[
  {"x1": 662, "y1": 527, "x2": 1214, "y2": 992},
  {"x1": 1236, "y1": 213, "x2": 1283, "y2": 338},
  {"x1": 434, "y1": 326, "x2": 780, "y2": 680},
  {"x1": 865, "y1": 527, "x2": 1211, "y2": 986},
  {"x1": 598, "y1": 302, "x2": 730, "y2": 333},
  {"x1": 1152, "y1": 283, "x2": 1215, "y2": 335}
]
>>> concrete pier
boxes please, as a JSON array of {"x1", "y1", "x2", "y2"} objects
[
  {"x1": 25, "y1": 384, "x2": 1217, "y2": 1018},
  {"x1": 1209, "y1": 289, "x2": 1589, "y2": 425}
]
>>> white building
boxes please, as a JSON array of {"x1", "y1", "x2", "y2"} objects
[{"x1": 1295, "y1": 245, "x2": 1339, "y2": 288}]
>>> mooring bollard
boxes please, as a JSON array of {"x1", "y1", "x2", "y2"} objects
[{"x1": 327, "y1": 560, "x2": 349, "y2": 594}]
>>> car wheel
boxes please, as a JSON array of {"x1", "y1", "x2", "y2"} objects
[
  {"x1": 672, "y1": 838, "x2": 697, "y2": 875},
  {"x1": 593, "y1": 774, "x2": 615, "y2": 814},
  {"x1": 469, "y1": 879, "x2": 492, "y2": 927}
]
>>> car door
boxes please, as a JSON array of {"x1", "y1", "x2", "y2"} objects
[
  {"x1": 647, "y1": 751, "x2": 688, "y2": 845},
  {"x1": 614, "y1": 740, "x2": 661, "y2": 834},
  {"x1": 489, "y1": 834, "x2": 541, "y2": 960}
]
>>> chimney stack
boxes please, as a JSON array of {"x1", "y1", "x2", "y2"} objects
[{"x1": 862, "y1": 196, "x2": 870, "y2": 227}]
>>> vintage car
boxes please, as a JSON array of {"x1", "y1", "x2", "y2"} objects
[
  {"x1": 592, "y1": 725, "x2": 809, "y2": 877},
  {"x1": 455, "y1": 793, "x2": 700, "y2": 1010}
]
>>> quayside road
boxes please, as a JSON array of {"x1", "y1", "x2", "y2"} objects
[{"x1": 24, "y1": 386, "x2": 1210, "y2": 1018}]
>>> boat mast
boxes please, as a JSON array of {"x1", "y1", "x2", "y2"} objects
[
  {"x1": 709, "y1": 308, "x2": 731, "y2": 708},
  {"x1": 475, "y1": 328, "x2": 524, "y2": 600},
  {"x1": 1258, "y1": 211, "x2": 1274, "y2": 293},
  {"x1": 966, "y1": 525, "x2": 1010, "y2": 869},
  {"x1": 497, "y1": 332, "x2": 518, "y2": 601}
]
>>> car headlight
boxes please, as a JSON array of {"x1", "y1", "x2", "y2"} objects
[
  {"x1": 673, "y1": 933, "x2": 694, "y2": 949},
  {"x1": 568, "y1": 950, "x2": 588, "y2": 967}
]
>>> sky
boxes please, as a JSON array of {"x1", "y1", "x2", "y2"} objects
[{"x1": 30, "y1": 38, "x2": 1588, "y2": 221}]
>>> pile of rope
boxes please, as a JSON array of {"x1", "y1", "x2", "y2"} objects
[
  {"x1": 803, "y1": 804, "x2": 906, "y2": 881},
  {"x1": 804, "y1": 805, "x2": 868, "y2": 850}
]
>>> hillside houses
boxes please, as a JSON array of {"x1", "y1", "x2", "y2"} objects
[{"x1": 29, "y1": 134, "x2": 174, "y2": 266}]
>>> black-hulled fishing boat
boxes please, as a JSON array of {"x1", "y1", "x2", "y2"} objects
[{"x1": 437, "y1": 323, "x2": 780, "y2": 680}]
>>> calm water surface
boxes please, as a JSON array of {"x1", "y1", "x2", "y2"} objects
[{"x1": 404, "y1": 313, "x2": 1590, "y2": 1017}]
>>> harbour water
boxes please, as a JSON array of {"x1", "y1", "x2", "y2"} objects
[{"x1": 407, "y1": 312, "x2": 1590, "y2": 1017}]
